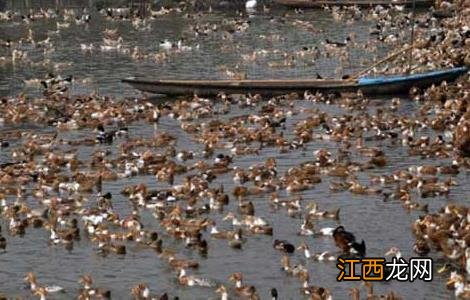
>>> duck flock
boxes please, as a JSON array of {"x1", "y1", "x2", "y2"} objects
[{"x1": 0, "y1": 0, "x2": 469, "y2": 299}]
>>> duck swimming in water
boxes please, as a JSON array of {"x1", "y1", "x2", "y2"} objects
[
  {"x1": 270, "y1": 288, "x2": 278, "y2": 300},
  {"x1": 297, "y1": 242, "x2": 336, "y2": 261},
  {"x1": 281, "y1": 255, "x2": 307, "y2": 277},
  {"x1": 177, "y1": 268, "x2": 215, "y2": 287},
  {"x1": 33, "y1": 287, "x2": 48, "y2": 300},
  {"x1": 274, "y1": 239, "x2": 295, "y2": 253},
  {"x1": 385, "y1": 247, "x2": 402, "y2": 259},
  {"x1": 215, "y1": 285, "x2": 228, "y2": 300},
  {"x1": 24, "y1": 272, "x2": 64, "y2": 294},
  {"x1": 78, "y1": 275, "x2": 111, "y2": 299},
  {"x1": 130, "y1": 283, "x2": 151, "y2": 300},
  {"x1": 159, "y1": 40, "x2": 173, "y2": 50},
  {"x1": 333, "y1": 226, "x2": 366, "y2": 257},
  {"x1": 446, "y1": 273, "x2": 470, "y2": 299},
  {"x1": 228, "y1": 272, "x2": 259, "y2": 299},
  {"x1": 0, "y1": 225, "x2": 6, "y2": 250},
  {"x1": 245, "y1": 0, "x2": 257, "y2": 9},
  {"x1": 298, "y1": 270, "x2": 332, "y2": 299}
]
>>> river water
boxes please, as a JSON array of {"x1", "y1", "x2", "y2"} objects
[{"x1": 0, "y1": 1, "x2": 467, "y2": 299}]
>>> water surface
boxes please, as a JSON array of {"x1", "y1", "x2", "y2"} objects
[{"x1": 0, "y1": 2, "x2": 466, "y2": 299}]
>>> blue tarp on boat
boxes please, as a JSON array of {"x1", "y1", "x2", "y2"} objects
[{"x1": 358, "y1": 66, "x2": 468, "y2": 86}]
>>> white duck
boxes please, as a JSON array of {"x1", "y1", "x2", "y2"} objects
[
  {"x1": 159, "y1": 39, "x2": 173, "y2": 50},
  {"x1": 246, "y1": 0, "x2": 257, "y2": 9},
  {"x1": 24, "y1": 272, "x2": 64, "y2": 293}
]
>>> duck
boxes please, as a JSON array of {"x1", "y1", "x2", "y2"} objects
[
  {"x1": 95, "y1": 124, "x2": 116, "y2": 144},
  {"x1": 239, "y1": 200, "x2": 255, "y2": 215},
  {"x1": 349, "y1": 287, "x2": 360, "y2": 300},
  {"x1": 177, "y1": 268, "x2": 215, "y2": 287},
  {"x1": 215, "y1": 285, "x2": 229, "y2": 300},
  {"x1": 416, "y1": 180, "x2": 450, "y2": 198},
  {"x1": 248, "y1": 224, "x2": 273, "y2": 235},
  {"x1": 165, "y1": 253, "x2": 199, "y2": 269},
  {"x1": 281, "y1": 255, "x2": 307, "y2": 277},
  {"x1": 0, "y1": 234, "x2": 5, "y2": 250},
  {"x1": 246, "y1": 0, "x2": 257, "y2": 9},
  {"x1": 78, "y1": 275, "x2": 111, "y2": 299},
  {"x1": 228, "y1": 272, "x2": 259, "y2": 299},
  {"x1": 333, "y1": 226, "x2": 366, "y2": 257},
  {"x1": 297, "y1": 243, "x2": 336, "y2": 261},
  {"x1": 361, "y1": 281, "x2": 401, "y2": 300},
  {"x1": 274, "y1": 239, "x2": 295, "y2": 253},
  {"x1": 299, "y1": 218, "x2": 315, "y2": 236},
  {"x1": 159, "y1": 40, "x2": 173, "y2": 50},
  {"x1": 131, "y1": 283, "x2": 151, "y2": 300},
  {"x1": 403, "y1": 200, "x2": 429, "y2": 212},
  {"x1": 298, "y1": 270, "x2": 331, "y2": 299},
  {"x1": 385, "y1": 247, "x2": 403, "y2": 259},
  {"x1": 270, "y1": 288, "x2": 278, "y2": 300},
  {"x1": 413, "y1": 238, "x2": 431, "y2": 256},
  {"x1": 0, "y1": 139, "x2": 9, "y2": 148},
  {"x1": 314, "y1": 226, "x2": 336, "y2": 237},
  {"x1": 0, "y1": 227, "x2": 6, "y2": 250},
  {"x1": 75, "y1": 14, "x2": 91, "y2": 25},
  {"x1": 446, "y1": 274, "x2": 470, "y2": 299},
  {"x1": 223, "y1": 212, "x2": 268, "y2": 227},
  {"x1": 210, "y1": 225, "x2": 238, "y2": 239},
  {"x1": 297, "y1": 242, "x2": 314, "y2": 259},
  {"x1": 80, "y1": 43, "x2": 94, "y2": 52},
  {"x1": 348, "y1": 181, "x2": 381, "y2": 195},
  {"x1": 324, "y1": 37, "x2": 350, "y2": 47},
  {"x1": 306, "y1": 202, "x2": 340, "y2": 220},
  {"x1": 56, "y1": 21, "x2": 70, "y2": 29},
  {"x1": 109, "y1": 243, "x2": 127, "y2": 255},
  {"x1": 24, "y1": 272, "x2": 65, "y2": 293},
  {"x1": 228, "y1": 229, "x2": 245, "y2": 249},
  {"x1": 287, "y1": 199, "x2": 302, "y2": 218}
]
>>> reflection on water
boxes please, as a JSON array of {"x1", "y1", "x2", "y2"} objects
[{"x1": 0, "y1": 2, "x2": 465, "y2": 300}]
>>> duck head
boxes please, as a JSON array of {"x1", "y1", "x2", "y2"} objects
[
  {"x1": 24, "y1": 272, "x2": 37, "y2": 288},
  {"x1": 385, "y1": 247, "x2": 402, "y2": 258},
  {"x1": 79, "y1": 275, "x2": 93, "y2": 289},
  {"x1": 131, "y1": 283, "x2": 150, "y2": 299},
  {"x1": 216, "y1": 285, "x2": 228, "y2": 297},
  {"x1": 228, "y1": 272, "x2": 243, "y2": 287}
]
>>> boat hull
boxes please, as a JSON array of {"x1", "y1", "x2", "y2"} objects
[
  {"x1": 122, "y1": 79, "x2": 357, "y2": 96},
  {"x1": 122, "y1": 67, "x2": 467, "y2": 97},
  {"x1": 274, "y1": 0, "x2": 432, "y2": 8},
  {"x1": 356, "y1": 67, "x2": 468, "y2": 95}
]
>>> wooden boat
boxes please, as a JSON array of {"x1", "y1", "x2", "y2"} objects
[
  {"x1": 122, "y1": 67, "x2": 467, "y2": 97},
  {"x1": 274, "y1": 0, "x2": 432, "y2": 8}
]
